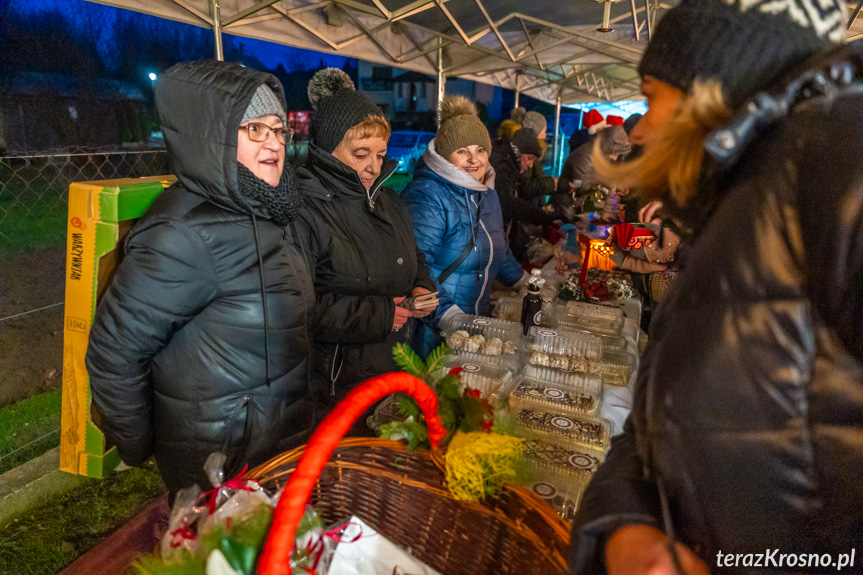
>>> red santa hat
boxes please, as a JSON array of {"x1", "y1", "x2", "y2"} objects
[
  {"x1": 606, "y1": 115, "x2": 624, "y2": 126},
  {"x1": 583, "y1": 109, "x2": 606, "y2": 135}
]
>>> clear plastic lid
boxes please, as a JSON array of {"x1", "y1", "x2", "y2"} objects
[
  {"x1": 492, "y1": 296, "x2": 523, "y2": 323},
  {"x1": 595, "y1": 333, "x2": 629, "y2": 352},
  {"x1": 523, "y1": 437, "x2": 605, "y2": 478},
  {"x1": 521, "y1": 364, "x2": 603, "y2": 392},
  {"x1": 525, "y1": 463, "x2": 587, "y2": 522},
  {"x1": 524, "y1": 331, "x2": 604, "y2": 376},
  {"x1": 445, "y1": 357, "x2": 513, "y2": 399},
  {"x1": 566, "y1": 301, "x2": 624, "y2": 324},
  {"x1": 530, "y1": 325, "x2": 628, "y2": 353},
  {"x1": 555, "y1": 301, "x2": 623, "y2": 337},
  {"x1": 515, "y1": 408, "x2": 613, "y2": 451},
  {"x1": 509, "y1": 371, "x2": 602, "y2": 417},
  {"x1": 493, "y1": 297, "x2": 557, "y2": 326},
  {"x1": 600, "y1": 348, "x2": 637, "y2": 387},
  {"x1": 441, "y1": 314, "x2": 522, "y2": 357},
  {"x1": 450, "y1": 351, "x2": 522, "y2": 372}
]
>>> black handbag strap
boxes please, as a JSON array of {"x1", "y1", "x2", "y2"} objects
[
  {"x1": 437, "y1": 237, "x2": 473, "y2": 284},
  {"x1": 437, "y1": 197, "x2": 481, "y2": 285}
]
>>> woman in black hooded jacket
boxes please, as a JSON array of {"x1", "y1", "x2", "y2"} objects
[
  {"x1": 569, "y1": 2, "x2": 863, "y2": 573},
  {"x1": 86, "y1": 61, "x2": 314, "y2": 495},
  {"x1": 294, "y1": 69, "x2": 436, "y2": 430}
]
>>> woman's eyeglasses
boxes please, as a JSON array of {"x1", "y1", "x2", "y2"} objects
[{"x1": 239, "y1": 122, "x2": 293, "y2": 144}]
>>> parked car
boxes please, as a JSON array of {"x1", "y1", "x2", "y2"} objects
[
  {"x1": 148, "y1": 131, "x2": 165, "y2": 148},
  {"x1": 387, "y1": 131, "x2": 434, "y2": 176}
]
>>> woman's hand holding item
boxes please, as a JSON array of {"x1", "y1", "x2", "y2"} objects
[
  {"x1": 638, "y1": 200, "x2": 664, "y2": 224},
  {"x1": 605, "y1": 525, "x2": 709, "y2": 575},
  {"x1": 411, "y1": 287, "x2": 438, "y2": 318},
  {"x1": 392, "y1": 297, "x2": 413, "y2": 332}
]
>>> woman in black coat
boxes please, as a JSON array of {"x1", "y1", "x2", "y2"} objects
[
  {"x1": 294, "y1": 69, "x2": 436, "y2": 430},
  {"x1": 569, "y1": 2, "x2": 862, "y2": 573},
  {"x1": 86, "y1": 61, "x2": 314, "y2": 495}
]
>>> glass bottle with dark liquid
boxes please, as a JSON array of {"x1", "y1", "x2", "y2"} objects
[{"x1": 522, "y1": 269, "x2": 544, "y2": 335}]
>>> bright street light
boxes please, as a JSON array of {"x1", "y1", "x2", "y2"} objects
[{"x1": 148, "y1": 72, "x2": 157, "y2": 82}]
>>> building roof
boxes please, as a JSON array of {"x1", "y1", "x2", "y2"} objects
[{"x1": 393, "y1": 71, "x2": 437, "y2": 84}]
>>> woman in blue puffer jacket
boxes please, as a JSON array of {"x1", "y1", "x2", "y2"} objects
[{"x1": 401, "y1": 96, "x2": 527, "y2": 357}]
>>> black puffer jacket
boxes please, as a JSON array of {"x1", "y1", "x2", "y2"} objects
[
  {"x1": 570, "y1": 45, "x2": 863, "y2": 570},
  {"x1": 86, "y1": 61, "x2": 315, "y2": 493},
  {"x1": 295, "y1": 144, "x2": 434, "y2": 413}
]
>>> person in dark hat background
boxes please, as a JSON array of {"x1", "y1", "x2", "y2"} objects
[
  {"x1": 294, "y1": 69, "x2": 436, "y2": 432},
  {"x1": 490, "y1": 126, "x2": 558, "y2": 261},
  {"x1": 556, "y1": 124, "x2": 631, "y2": 204},
  {"x1": 517, "y1": 110, "x2": 558, "y2": 208},
  {"x1": 570, "y1": 0, "x2": 862, "y2": 572},
  {"x1": 86, "y1": 60, "x2": 315, "y2": 496}
]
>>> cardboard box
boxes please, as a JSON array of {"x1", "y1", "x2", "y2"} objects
[{"x1": 61, "y1": 175, "x2": 174, "y2": 477}]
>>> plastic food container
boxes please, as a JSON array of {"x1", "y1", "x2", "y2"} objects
[
  {"x1": 523, "y1": 437, "x2": 606, "y2": 479},
  {"x1": 508, "y1": 369, "x2": 602, "y2": 418},
  {"x1": 527, "y1": 325, "x2": 629, "y2": 355},
  {"x1": 525, "y1": 462, "x2": 588, "y2": 522},
  {"x1": 445, "y1": 356, "x2": 513, "y2": 399},
  {"x1": 524, "y1": 330, "x2": 604, "y2": 376},
  {"x1": 493, "y1": 296, "x2": 558, "y2": 328},
  {"x1": 515, "y1": 408, "x2": 613, "y2": 451},
  {"x1": 554, "y1": 301, "x2": 623, "y2": 337},
  {"x1": 491, "y1": 296, "x2": 523, "y2": 323},
  {"x1": 440, "y1": 314, "x2": 522, "y2": 357},
  {"x1": 600, "y1": 348, "x2": 637, "y2": 387}
]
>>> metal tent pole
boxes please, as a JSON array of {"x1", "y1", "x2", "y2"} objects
[
  {"x1": 553, "y1": 92, "x2": 562, "y2": 176},
  {"x1": 515, "y1": 74, "x2": 521, "y2": 109},
  {"x1": 212, "y1": 0, "x2": 224, "y2": 61},
  {"x1": 436, "y1": 38, "x2": 445, "y2": 127}
]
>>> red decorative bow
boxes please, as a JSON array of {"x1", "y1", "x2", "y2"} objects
[
  {"x1": 169, "y1": 523, "x2": 197, "y2": 548},
  {"x1": 202, "y1": 464, "x2": 257, "y2": 515},
  {"x1": 304, "y1": 521, "x2": 364, "y2": 572},
  {"x1": 613, "y1": 223, "x2": 656, "y2": 251}
]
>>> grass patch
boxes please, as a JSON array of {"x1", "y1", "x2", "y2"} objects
[
  {"x1": 0, "y1": 462, "x2": 165, "y2": 575},
  {"x1": 0, "y1": 390, "x2": 62, "y2": 475}
]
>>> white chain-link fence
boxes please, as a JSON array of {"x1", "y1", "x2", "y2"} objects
[{"x1": 0, "y1": 148, "x2": 170, "y2": 406}]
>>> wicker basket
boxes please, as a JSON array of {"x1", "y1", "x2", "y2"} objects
[
  {"x1": 648, "y1": 269, "x2": 678, "y2": 302},
  {"x1": 252, "y1": 373, "x2": 571, "y2": 575}
]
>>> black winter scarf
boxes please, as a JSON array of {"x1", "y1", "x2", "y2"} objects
[{"x1": 238, "y1": 162, "x2": 301, "y2": 226}]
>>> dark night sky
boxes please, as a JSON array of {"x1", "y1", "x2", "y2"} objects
[{"x1": 15, "y1": 0, "x2": 353, "y2": 71}]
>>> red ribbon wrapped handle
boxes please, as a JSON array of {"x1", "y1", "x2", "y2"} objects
[{"x1": 258, "y1": 372, "x2": 446, "y2": 575}]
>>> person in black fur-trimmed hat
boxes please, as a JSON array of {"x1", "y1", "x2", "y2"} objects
[
  {"x1": 570, "y1": 0, "x2": 863, "y2": 573},
  {"x1": 294, "y1": 69, "x2": 436, "y2": 435}
]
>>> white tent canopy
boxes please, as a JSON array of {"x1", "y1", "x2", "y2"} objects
[
  {"x1": 86, "y1": 0, "x2": 863, "y2": 105},
  {"x1": 88, "y1": 0, "x2": 863, "y2": 106},
  {"x1": 88, "y1": 0, "x2": 688, "y2": 105}
]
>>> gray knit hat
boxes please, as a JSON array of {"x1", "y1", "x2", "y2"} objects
[
  {"x1": 435, "y1": 96, "x2": 492, "y2": 159},
  {"x1": 242, "y1": 84, "x2": 287, "y2": 125},
  {"x1": 522, "y1": 111, "x2": 547, "y2": 136},
  {"x1": 511, "y1": 127, "x2": 542, "y2": 157}
]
